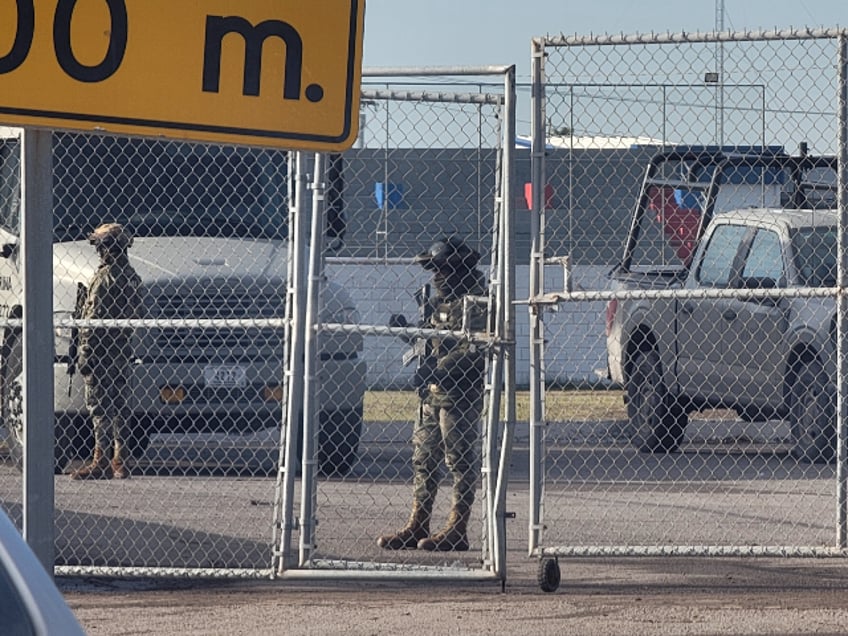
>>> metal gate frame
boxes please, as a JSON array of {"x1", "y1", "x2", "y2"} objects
[
  {"x1": 527, "y1": 29, "x2": 848, "y2": 575},
  {"x1": 273, "y1": 65, "x2": 518, "y2": 583},
  {"x1": 0, "y1": 67, "x2": 516, "y2": 582}
]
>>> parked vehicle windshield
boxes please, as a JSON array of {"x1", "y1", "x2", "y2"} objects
[{"x1": 51, "y1": 134, "x2": 289, "y2": 242}]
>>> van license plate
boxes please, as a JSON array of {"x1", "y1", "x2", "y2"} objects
[{"x1": 203, "y1": 364, "x2": 247, "y2": 387}]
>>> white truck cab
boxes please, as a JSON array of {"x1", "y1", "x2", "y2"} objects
[{"x1": 0, "y1": 128, "x2": 366, "y2": 475}]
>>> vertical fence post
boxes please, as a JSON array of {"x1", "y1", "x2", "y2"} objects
[
  {"x1": 491, "y1": 65, "x2": 517, "y2": 581},
  {"x1": 276, "y1": 152, "x2": 309, "y2": 574},
  {"x1": 482, "y1": 151, "x2": 502, "y2": 572},
  {"x1": 836, "y1": 32, "x2": 848, "y2": 549},
  {"x1": 21, "y1": 129, "x2": 54, "y2": 571},
  {"x1": 528, "y1": 40, "x2": 547, "y2": 555},
  {"x1": 299, "y1": 153, "x2": 326, "y2": 565}
]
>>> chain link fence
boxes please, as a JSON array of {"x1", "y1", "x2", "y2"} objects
[
  {"x1": 0, "y1": 66, "x2": 516, "y2": 581},
  {"x1": 1, "y1": 130, "x2": 296, "y2": 575},
  {"x1": 527, "y1": 29, "x2": 848, "y2": 583},
  {"x1": 9, "y1": 25, "x2": 848, "y2": 589}
]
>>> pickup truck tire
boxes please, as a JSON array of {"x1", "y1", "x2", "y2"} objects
[
  {"x1": 788, "y1": 358, "x2": 835, "y2": 464},
  {"x1": 626, "y1": 349, "x2": 687, "y2": 453}
]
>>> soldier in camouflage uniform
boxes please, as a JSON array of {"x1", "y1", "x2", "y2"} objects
[
  {"x1": 70, "y1": 223, "x2": 142, "y2": 480},
  {"x1": 377, "y1": 237, "x2": 487, "y2": 551}
]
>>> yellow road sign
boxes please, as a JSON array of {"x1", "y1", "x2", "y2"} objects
[{"x1": 0, "y1": 0, "x2": 364, "y2": 151}]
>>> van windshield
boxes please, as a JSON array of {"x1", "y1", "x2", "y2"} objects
[{"x1": 51, "y1": 134, "x2": 289, "y2": 242}]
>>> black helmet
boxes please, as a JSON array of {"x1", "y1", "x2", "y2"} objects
[{"x1": 414, "y1": 236, "x2": 480, "y2": 272}]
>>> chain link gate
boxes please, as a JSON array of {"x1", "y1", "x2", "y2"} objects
[
  {"x1": 527, "y1": 29, "x2": 848, "y2": 590},
  {"x1": 0, "y1": 67, "x2": 516, "y2": 580},
  {"x1": 273, "y1": 66, "x2": 518, "y2": 582}
]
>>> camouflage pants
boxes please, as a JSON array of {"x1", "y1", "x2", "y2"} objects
[
  {"x1": 84, "y1": 368, "x2": 131, "y2": 450},
  {"x1": 412, "y1": 401, "x2": 481, "y2": 512}
]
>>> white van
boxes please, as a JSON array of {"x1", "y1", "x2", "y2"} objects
[{"x1": 0, "y1": 129, "x2": 365, "y2": 475}]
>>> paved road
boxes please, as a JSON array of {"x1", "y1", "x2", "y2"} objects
[
  {"x1": 5, "y1": 416, "x2": 848, "y2": 634},
  {"x1": 61, "y1": 556, "x2": 848, "y2": 635}
]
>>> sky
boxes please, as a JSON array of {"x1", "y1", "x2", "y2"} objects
[
  {"x1": 363, "y1": 0, "x2": 848, "y2": 152},
  {"x1": 362, "y1": 0, "x2": 847, "y2": 80}
]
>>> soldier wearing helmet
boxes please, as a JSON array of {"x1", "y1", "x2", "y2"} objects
[
  {"x1": 377, "y1": 236, "x2": 488, "y2": 551},
  {"x1": 70, "y1": 223, "x2": 142, "y2": 480}
]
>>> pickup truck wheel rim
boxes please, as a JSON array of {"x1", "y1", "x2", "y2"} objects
[{"x1": 628, "y1": 350, "x2": 664, "y2": 446}]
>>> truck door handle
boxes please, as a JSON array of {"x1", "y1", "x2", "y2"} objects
[
  {"x1": 681, "y1": 302, "x2": 695, "y2": 315},
  {"x1": 722, "y1": 310, "x2": 737, "y2": 321}
]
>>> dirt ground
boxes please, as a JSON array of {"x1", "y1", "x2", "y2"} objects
[{"x1": 62, "y1": 557, "x2": 848, "y2": 635}]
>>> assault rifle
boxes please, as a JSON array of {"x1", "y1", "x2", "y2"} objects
[
  {"x1": 391, "y1": 283, "x2": 434, "y2": 398},
  {"x1": 401, "y1": 284, "x2": 432, "y2": 362},
  {"x1": 66, "y1": 282, "x2": 87, "y2": 396}
]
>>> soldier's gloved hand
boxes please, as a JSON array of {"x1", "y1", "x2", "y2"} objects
[{"x1": 388, "y1": 314, "x2": 408, "y2": 328}]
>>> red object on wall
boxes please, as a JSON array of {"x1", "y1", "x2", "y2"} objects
[
  {"x1": 524, "y1": 182, "x2": 555, "y2": 210},
  {"x1": 648, "y1": 186, "x2": 701, "y2": 265}
]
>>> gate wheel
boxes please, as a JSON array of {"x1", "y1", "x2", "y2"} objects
[{"x1": 537, "y1": 557, "x2": 561, "y2": 593}]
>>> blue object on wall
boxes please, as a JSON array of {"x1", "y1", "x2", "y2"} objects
[
  {"x1": 374, "y1": 182, "x2": 405, "y2": 209},
  {"x1": 674, "y1": 189, "x2": 703, "y2": 209}
]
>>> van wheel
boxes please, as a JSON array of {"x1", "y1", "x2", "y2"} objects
[
  {"x1": 788, "y1": 358, "x2": 835, "y2": 464},
  {"x1": 126, "y1": 421, "x2": 151, "y2": 460},
  {"x1": 1, "y1": 324, "x2": 23, "y2": 467},
  {"x1": 4, "y1": 378, "x2": 92, "y2": 474},
  {"x1": 3, "y1": 376, "x2": 24, "y2": 470},
  {"x1": 626, "y1": 349, "x2": 687, "y2": 453},
  {"x1": 318, "y1": 407, "x2": 363, "y2": 477},
  {"x1": 295, "y1": 408, "x2": 363, "y2": 477},
  {"x1": 317, "y1": 407, "x2": 363, "y2": 477},
  {"x1": 55, "y1": 413, "x2": 91, "y2": 473}
]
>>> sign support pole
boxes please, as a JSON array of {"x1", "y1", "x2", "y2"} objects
[{"x1": 21, "y1": 128, "x2": 55, "y2": 573}]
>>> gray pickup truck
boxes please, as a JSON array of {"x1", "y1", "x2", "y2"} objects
[{"x1": 605, "y1": 147, "x2": 839, "y2": 463}]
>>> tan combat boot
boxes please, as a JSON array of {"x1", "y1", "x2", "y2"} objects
[
  {"x1": 70, "y1": 447, "x2": 110, "y2": 480},
  {"x1": 376, "y1": 502, "x2": 431, "y2": 550},
  {"x1": 417, "y1": 506, "x2": 470, "y2": 552},
  {"x1": 110, "y1": 441, "x2": 131, "y2": 480}
]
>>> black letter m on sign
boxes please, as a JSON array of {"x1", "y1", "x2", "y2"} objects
[{"x1": 203, "y1": 16, "x2": 304, "y2": 100}]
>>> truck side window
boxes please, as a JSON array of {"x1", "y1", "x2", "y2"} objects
[
  {"x1": 741, "y1": 229, "x2": 784, "y2": 286},
  {"x1": 696, "y1": 224, "x2": 747, "y2": 287},
  {"x1": 792, "y1": 227, "x2": 837, "y2": 287}
]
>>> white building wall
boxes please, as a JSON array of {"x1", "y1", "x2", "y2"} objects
[{"x1": 326, "y1": 261, "x2": 610, "y2": 389}]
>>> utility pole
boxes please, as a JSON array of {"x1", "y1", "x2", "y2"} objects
[{"x1": 715, "y1": 0, "x2": 725, "y2": 145}]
